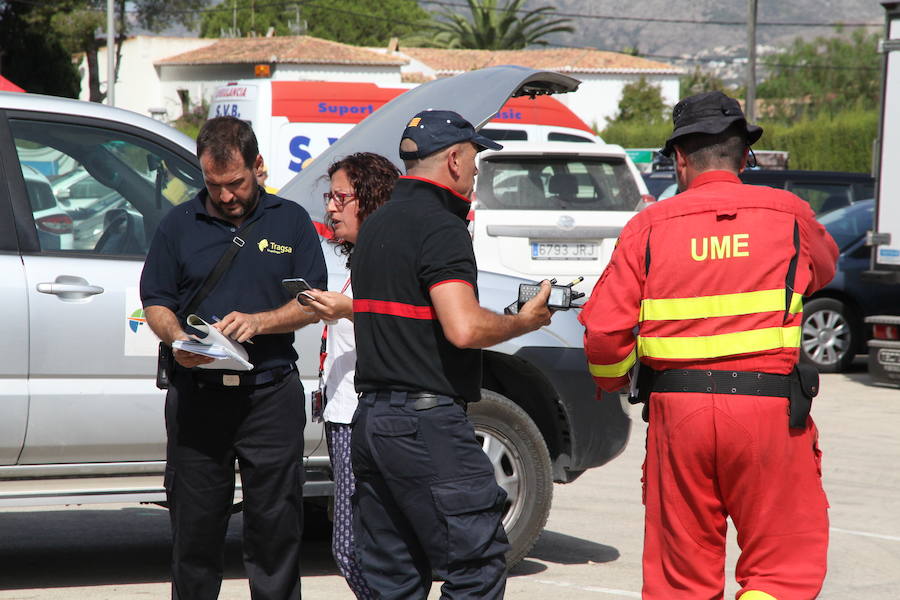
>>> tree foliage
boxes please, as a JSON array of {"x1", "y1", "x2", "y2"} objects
[
  {"x1": 200, "y1": 0, "x2": 295, "y2": 37},
  {"x1": 757, "y1": 28, "x2": 880, "y2": 119},
  {"x1": 610, "y1": 77, "x2": 669, "y2": 125},
  {"x1": 429, "y1": 0, "x2": 573, "y2": 50},
  {"x1": 22, "y1": 0, "x2": 206, "y2": 102},
  {"x1": 200, "y1": 0, "x2": 431, "y2": 46},
  {"x1": 0, "y1": 2, "x2": 80, "y2": 97},
  {"x1": 680, "y1": 67, "x2": 728, "y2": 98},
  {"x1": 305, "y1": 0, "x2": 431, "y2": 46}
]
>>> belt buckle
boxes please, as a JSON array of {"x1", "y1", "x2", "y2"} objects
[{"x1": 222, "y1": 374, "x2": 241, "y2": 387}]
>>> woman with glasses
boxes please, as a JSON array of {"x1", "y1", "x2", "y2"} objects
[{"x1": 300, "y1": 152, "x2": 399, "y2": 599}]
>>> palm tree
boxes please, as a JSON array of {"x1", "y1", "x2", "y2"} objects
[{"x1": 430, "y1": 0, "x2": 574, "y2": 50}]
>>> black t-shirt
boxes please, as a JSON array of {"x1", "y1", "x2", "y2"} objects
[
  {"x1": 352, "y1": 176, "x2": 482, "y2": 403},
  {"x1": 140, "y1": 188, "x2": 327, "y2": 371}
]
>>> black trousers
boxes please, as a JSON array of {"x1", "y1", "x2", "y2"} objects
[
  {"x1": 165, "y1": 369, "x2": 305, "y2": 600},
  {"x1": 351, "y1": 391, "x2": 509, "y2": 599}
]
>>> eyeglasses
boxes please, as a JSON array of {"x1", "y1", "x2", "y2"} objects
[{"x1": 323, "y1": 191, "x2": 357, "y2": 210}]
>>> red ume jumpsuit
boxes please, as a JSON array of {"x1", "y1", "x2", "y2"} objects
[{"x1": 580, "y1": 171, "x2": 838, "y2": 600}]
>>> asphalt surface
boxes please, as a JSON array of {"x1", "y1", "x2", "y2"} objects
[{"x1": 0, "y1": 365, "x2": 897, "y2": 599}]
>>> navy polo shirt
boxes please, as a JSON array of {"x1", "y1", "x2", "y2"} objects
[
  {"x1": 140, "y1": 187, "x2": 327, "y2": 371},
  {"x1": 352, "y1": 176, "x2": 481, "y2": 403}
]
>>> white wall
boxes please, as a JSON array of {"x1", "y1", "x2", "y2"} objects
[{"x1": 79, "y1": 36, "x2": 216, "y2": 120}]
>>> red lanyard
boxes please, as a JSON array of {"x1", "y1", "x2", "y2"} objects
[{"x1": 317, "y1": 277, "x2": 351, "y2": 377}]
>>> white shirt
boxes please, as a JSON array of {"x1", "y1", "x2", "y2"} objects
[{"x1": 322, "y1": 279, "x2": 358, "y2": 424}]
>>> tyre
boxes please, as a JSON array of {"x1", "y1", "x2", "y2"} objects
[
  {"x1": 801, "y1": 297, "x2": 858, "y2": 372},
  {"x1": 468, "y1": 389, "x2": 553, "y2": 567}
]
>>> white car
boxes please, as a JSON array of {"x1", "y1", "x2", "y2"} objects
[
  {"x1": 471, "y1": 141, "x2": 653, "y2": 296},
  {"x1": 22, "y1": 164, "x2": 74, "y2": 251}
]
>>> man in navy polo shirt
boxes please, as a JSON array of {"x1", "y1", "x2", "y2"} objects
[
  {"x1": 141, "y1": 116, "x2": 326, "y2": 600},
  {"x1": 350, "y1": 110, "x2": 554, "y2": 598}
]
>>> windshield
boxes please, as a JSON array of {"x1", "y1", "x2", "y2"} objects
[
  {"x1": 476, "y1": 155, "x2": 640, "y2": 211},
  {"x1": 818, "y1": 200, "x2": 873, "y2": 251}
]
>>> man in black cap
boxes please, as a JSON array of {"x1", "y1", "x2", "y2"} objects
[
  {"x1": 349, "y1": 109, "x2": 554, "y2": 598},
  {"x1": 579, "y1": 91, "x2": 838, "y2": 599}
]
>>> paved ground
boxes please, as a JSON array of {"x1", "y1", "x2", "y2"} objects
[{"x1": 0, "y1": 366, "x2": 897, "y2": 598}]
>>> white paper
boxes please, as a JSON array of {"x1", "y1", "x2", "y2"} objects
[{"x1": 177, "y1": 314, "x2": 254, "y2": 371}]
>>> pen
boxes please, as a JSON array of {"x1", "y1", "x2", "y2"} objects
[{"x1": 212, "y1": 315, "x2": 254, "y2": 344}]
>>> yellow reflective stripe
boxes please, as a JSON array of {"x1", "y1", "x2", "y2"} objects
[
  {"x1": 739, "y1": 591, "x2": 778, "y2": 600},
  {"x1": 588, "y1": 349, "x2": 636, "y2": 378},
  {"x1": 789, "y1": 291, "x2": 803, "y2": 314},
  {"x1": 640, "y1": 289, "x2": 803, "y2": 321},
  {"x1": 638, "y1": 326, "x2": 801, "y2": 360}
]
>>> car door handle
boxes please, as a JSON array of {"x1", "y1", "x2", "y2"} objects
[{"x1": 36, "y1": 275, "x2": 105, "y2": 300}]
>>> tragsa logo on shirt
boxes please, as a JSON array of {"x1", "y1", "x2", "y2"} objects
[
  {"x1": 258, "y1": 239, "x2": 293, "y2": 255},
  {"x1": 128, "y1": 309, "x2": 146, "y2": 333}
]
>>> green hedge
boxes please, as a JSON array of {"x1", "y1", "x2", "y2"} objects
[
  {"x1": 758, "y1": 110, "x2": 878, "y2": 172},
  {"x1": 599, "y1": 120, "x2": 671, "y2": 150},
  {"x1": 601, "y1": 109, "x2": 878, "y2": 173}
]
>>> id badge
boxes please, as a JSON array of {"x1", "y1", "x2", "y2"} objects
[{"x1": 311, "y1": 386, "x2": 326, "y2": 422}]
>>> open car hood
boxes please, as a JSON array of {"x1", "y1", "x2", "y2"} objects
[{"x1": 277, "y1": 65, "x2": 581, "y2": 224}]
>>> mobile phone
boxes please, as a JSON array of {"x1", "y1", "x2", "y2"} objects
[{"x1": 282, "y1": 278, "x2": 312, "y2": 297}]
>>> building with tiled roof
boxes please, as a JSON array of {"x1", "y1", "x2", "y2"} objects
[
  {"x1": 82, "y1": 35, "x2": 409, "y2": 121},
  {"x1": 399, "y1": 47, "x2": 680, "y2": 77},
  {"x1": 158, "y1": 36, "x2": 408, "y2": 68},
  {"x1": 82, "y1": 34, "x2": 680, "y2": 132},
  {"x1": 392, "y1": 46, "x2": 683, "y2": 130}
]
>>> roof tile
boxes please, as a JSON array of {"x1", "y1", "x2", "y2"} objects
[
  {"x1": 157, "y1": 36, "x2": 407, "y2": 66},
  {"x1": 401, "y1": 47, "x2": 681, "y2": 75}
]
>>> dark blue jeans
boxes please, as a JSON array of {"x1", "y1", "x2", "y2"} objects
[{"x1": 351, "y1": 391, "x2": 509, "y2": 599}]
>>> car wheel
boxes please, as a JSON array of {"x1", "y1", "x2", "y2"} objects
[
  {"x1": 801, "y1": 297, "x2": 857, "y2": 372},
  {"x1": 468, "y1": 389, "x2": 552, "y2": 568}
]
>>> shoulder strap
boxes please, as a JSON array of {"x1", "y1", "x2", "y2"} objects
[{"x1": 182, "y1": 217, "x2": 261, "y2": 318}]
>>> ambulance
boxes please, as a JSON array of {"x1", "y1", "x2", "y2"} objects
[{"x1": 207, "y1": 80, "x2": 600, "y2": 190}]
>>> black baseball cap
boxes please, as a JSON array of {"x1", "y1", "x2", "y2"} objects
[
  {"x1": 661, "y1": 91, "x2": 763, "y2": 157},
  {"x1": 399, "y1": 109, "x2": 502, "y2": 160}
]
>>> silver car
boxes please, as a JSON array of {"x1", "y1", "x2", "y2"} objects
[{"x1": 0, "y1": 66, "x2": 630, "y2": 566}]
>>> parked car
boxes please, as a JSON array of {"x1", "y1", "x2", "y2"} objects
[
  {"x1": 801, "y1": 199, "x2": 899, "y2": 372},
  {"x1": 470, "y1": 141, "x2": 653, "y2": 297},
  {"x1": 21, "y1": 164, "x2": 74, "y2": 251},
  {"x1": 642, "y1": 169, "x2": 676, "y2": 200},
  {"x1": 866, "y1": 315, "x2": 900, "y2": 385},
  {"x1": 740, "y1": 169, "x2": 875, "y2": 215},
  {"x1": 0, "y1": 67, "x2": 631, "y2": 567}
]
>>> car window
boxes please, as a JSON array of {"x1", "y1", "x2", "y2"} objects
[
  {"x1": 476, "y1": 156, "x2": 639, "y2": 211},
  {"x1": 860, "y1": 181, "x2": 876, "y2": 200},
  {"x1": 480, "y1": 128, "x2": 528, "y2": 142},
  {"x1": 819, "y1": 201, "x2": 873, "y2": 250},
  {"x1": 547, "y1": 132, "x2": 594, "y2": 143},
  {"x1": 642, "y1": 172, "x2": 676, "y2": 198},
  {"x1": 786, "y1": 182, "x2": 851, "y2": 214},
  {"x1": 13, "y1": 119, "x2": 202, "y2": 256}
]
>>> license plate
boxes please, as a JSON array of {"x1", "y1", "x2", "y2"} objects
[
  {"x1": 877, "y1": 348, "x2": 900, "y2": 366},
  {"x1": 531, "y1": 241, "x2": 598, "y2": 260}
]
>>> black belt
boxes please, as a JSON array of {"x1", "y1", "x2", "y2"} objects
[
  {"x1": 368, "y1": 390, "x2": 467, "y2": 411},
  {"x1": 193, "y1": 364, "x2": 296, "y2": 388},
  {"x1": 652, "y1": 369, "x2": 792, "y2": 397}
]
